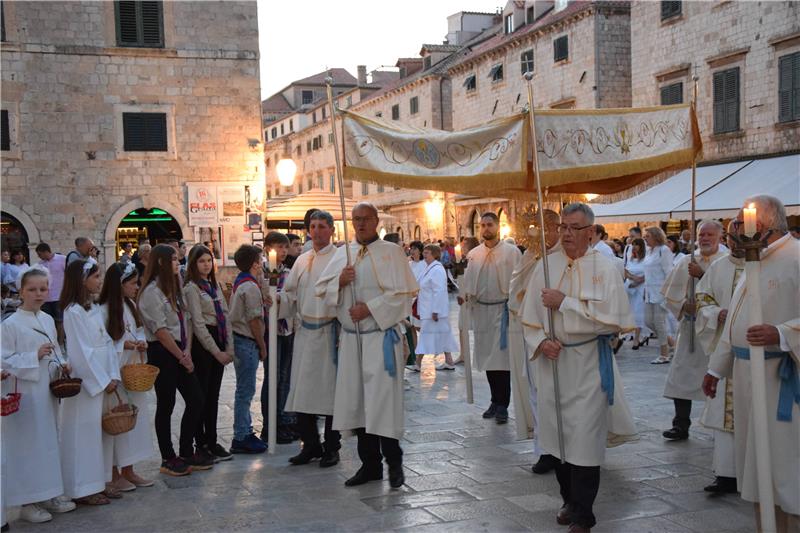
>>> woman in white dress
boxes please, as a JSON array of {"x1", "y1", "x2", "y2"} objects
[
  {"x1": 642, "y1": 228, "x2": 674, "y2": 364},
  {"x1": 623, "y1": 238, "x2": 650, "y2": 349},
  {"x1": 59, "y1": 258, "x2": 121, "y2": 506},
  {"x1": 414, "y1": 244, "x2": 459, "y2": 371},
  {"x1": 1, "y1": 266, "x2": 76, "y2": 523},
  {"x1": 98, "y1": 262, "x2": 154, "y2": 492}
]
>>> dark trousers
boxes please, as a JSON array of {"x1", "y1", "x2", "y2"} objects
[
  {"x1": 295, "y1": 413, "x2": 341, "y2": 452},
  {"x1": 555, "y1": 462, "x2": 601, "y2": 529},
  {"x1": 354, "y1": 428, "x2": 402, "y2": 473},
  {"x1": 192, "y1": 326, "x2": 225, "y2": 448},
  {"x1": 148, "y1": 341, "x2": 204, "y2": 460},
  {"x1": 486, "y1": 370, "x2": 511, "y2": 408},
  {"x1": 673, "y1": 398, "x2": 692, "y2": 430},
  {"x1": 261, "y1": 334, "x2": 295, "y2": 431}
]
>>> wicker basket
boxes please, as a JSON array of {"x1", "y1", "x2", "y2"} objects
[
  {"x1": 50, "y1": 366, "x2": 82, "y2": 399},
  {"x1": 1, "y1": 378, "x2": 21, "y2": 417},
  {"x1": 102, "y1": 390, "x2": 138, "y2": 436},
  {"x1": 121, "y1": 352, "x2": 159, "y2": 392}
]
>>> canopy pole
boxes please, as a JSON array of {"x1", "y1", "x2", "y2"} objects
[
  {"x1": 525, "y1": 72, "x2": 566, "y2": 464},
  {"x1": 325, "y1": 77, "x2": 362, "y2": 356},
  {"x1": 688, "y1": 74, "x2": 699, "y2": 353}
]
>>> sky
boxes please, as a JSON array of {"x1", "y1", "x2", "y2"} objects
[{"x1": 257, "y1": 0, "x2": 500, "y2": 99}]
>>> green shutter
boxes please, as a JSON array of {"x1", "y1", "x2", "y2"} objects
[
  {"x1": 660, "y1": 82, "x2": 683, "y2": 105},
  {"x1": 723, "y1": 68, "x2": 739, "y2": 132},
  {"x1": 123, "y1": 113, "x2": 167, "y2": 151},
  {"x1": 713, "y1": 71, "x2": 725, "y2": 133},
  {"x1": 116, "y1": 1, "x2": 163, "y2": 48},
  {"x1": 778, "y1": 54, "x2": 793, "y2": 123},
  {"x1": 1, "y1": 109, "x2": 10, "y2": 151}
]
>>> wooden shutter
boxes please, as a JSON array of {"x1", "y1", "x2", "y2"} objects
[
  {"x1": 660, "y1": 82, "x2": 683, "y2": 105},
  {"x1": 779, "y1": 52, "x2": 800, "y2": 123},
  {"x1": 140, "y1": 1, "x2": 162, "y2": 46},
  {"x1": 713, "y1": 71, "x2": 726, "y2": 133},
  {"x1": 123, "y1": 112, "x2": 167, "y2": 151},
  {"x1": 117, "y1": 1, "x2": 163, "y2": 47},
  {"x1": 117, "y1": 1, "x2": 139, "y2": 44},
  {"x1": 723, "y1": 68, "x2": 739, "y2": 132},
  {"x1": 661, "y1": 1, "x2": 681, "y2": 20},
  {"x1": 554, "y1": 36, "x2": 568, "y2": 62},
  {"x1": 1, "y1": 110, "x2": 9, "y2": 151}
]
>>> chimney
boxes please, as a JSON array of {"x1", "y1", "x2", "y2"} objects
[{"x1": 357, "y1": 65, "x2": 367, "y2": 86}]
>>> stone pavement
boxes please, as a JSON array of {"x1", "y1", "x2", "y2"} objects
[{"x1": 10, "y1": 300, "x2": 757, "y2": 532}]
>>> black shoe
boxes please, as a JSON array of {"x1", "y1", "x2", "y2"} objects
[
  {"x1": 704, "y1": 476, "x2": 737, "y2": 494},
  {"x1": 482, "y1": 403, "x2": 497, "y2": 419},
  {"x1": 288, "y1": 445, "x2": 323, "y2": 465},
  {"x1": 662, "y1": 427, "x2": 689, "y2": 440},
  {"x1": 206, "y1": 443, "x2": 233, "y2": 462},
  {"x1": 494, "y1": 405, "x2": 508, "y2": 424},
  {"x1": 388, "y1": 464, "x2": 405, "y2": 489},
  {"x1": 531, "y1": 454, "x2": 559, "y2": 475},
  {"x1": 344, "y1": 466, "x2": 383, "y2": 487},
  {"x1": 159, "y1": 457, "x2": 192, "y2": 477},
  {"x1": 556, "y1": 504, "x2": 572, "y2": 525},
  {"x1": 319, "y1": 450, "x2": 340, "y2": 468},
  {"x1": 182, "y1": 450, "x2": 214, "y2": 471}
]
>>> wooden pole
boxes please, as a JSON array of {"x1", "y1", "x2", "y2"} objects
[{"x1": 688, "y1": 74, "x2": 699, "y2": 353}]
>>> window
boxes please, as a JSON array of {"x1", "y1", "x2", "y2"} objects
[
  {"x1": 361, "y1": 182, "x2": 369, "y2": 195},
  {"x1": 778, "y1": 52, "x2": 800, "y2": 123},
  {"x1": 661, "y1": 1, "x2": 681, "y2": 20},
  {"x1": 713, "y1": 67, "x2": 740, "y2": 134},
  {"x1": 660, "y1": 82, "x2": 683, "y2": 105},
  {"x1": 554, "y1": 36, "x2": 569, "y2": 62},
  {"x1": 322, "y1": 106, "x2": 327, "y2": 119},
  {"x1": 1, "y1": 109, "x2": 9, "y2": 151},
  {"x1": 289, "y1": 119, "x2": 294, "y2": 132},
  {"x1": 526, "y1": 6, "x2": 534, "y2": 24},
  {"x1": 329, "y1": 174, "x2": 336, "y2": 193},
  {"x1": 504, "y1": 14, "x2": 514, "y2": 34},
  {"x1": 317, "y1": 134, "x2": 323, "y2": 148},
  {"x1": 306, "y1": 140, "x2": 312, "y2": 152},
  {"x1": 302, "y1": 90, "x2": 313, "y2": 105},
  {"x1": 410, "y1": 96, "x2": 419, "y2": 115},
  {"x1": 463, "y1": 74, "x2": 477, "y2": 92},
  {"x1": 346, "y1": 95, "x2": 352, "y2": 108},
  {"x1": 280, "y1": 123, "x2": 284, "y2": 135},
  {"x1": 271, "y1": 127, "x2": 277, "y2": 139},
  {"x1": 122, "y1": 112, "x2": 167, "y2": 151},
  {"x1": 489, "y1": 64, "x2": 504, "y2": 83},
  {"x1": 312, "y1": 111, "x2": 317, "y2": 124},
  {"x1": 115, "y1": 1, "x2": 164, "y2": 48},
  {"x1": 391, "y1": 104, "x2": 400, "y2": 120},
  {"x1": 521, "y1": 49, "x2": 534, "y2": 75},
  {"x1": 377, "y1": 184, "x2": 385, "y2": 193},
  {"x1": 312, "y1": 137, "x2": 319, "y2": 150},
  {"x1": 317, "y1": 175, "x2": 324, "y2": 190},
  {"x1": 328, "y1": 132, "x2": 333, "y2": 143},
  {"x1": 424, "y1": 56, "x2": 432, "y2": 70}
]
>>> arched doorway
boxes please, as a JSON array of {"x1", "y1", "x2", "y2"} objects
[
  {"x1": 1, "y1": 212, "x2": 29, "y2": 262},
  {"x1": 114, "y1": 207, "x2": 183, "y2": 263},
  {"x1": 470, "y1": 209, "x2": 480, "y2": 237},
  {"x1": 396, "y1": 226, "x2": 404, "y2": 241},
  {"x1": 498, "y1": 208, "x2": 511, "y2": 240},
  {"x1": 413, "y1": 225, "x2": 421, "y2": 241}
]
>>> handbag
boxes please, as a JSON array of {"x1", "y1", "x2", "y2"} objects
[{"x1": 411, "y1": 298, "x2": 420, "y2": 320}]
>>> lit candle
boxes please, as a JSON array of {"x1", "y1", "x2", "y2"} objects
[
  {"x1": 454, "y1": 244, "x2": 462, "y2": 262},
  {"x1": 743, "y1": 203, "x2": 757, "y2": 236},
  {"x1": 268, "y1": 249, "x2": 277, "y2": 271}
]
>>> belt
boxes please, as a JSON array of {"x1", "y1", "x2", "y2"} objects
[
  {"x1": 562, "y1": 334, "x2": 616, "y2": 406},
  {"x1": 341, "y1": 324, "x2": 400, "y2": 377},
  {"x1": 733, "y1": 346, "x2": 799, "y2": 422},
  {"x1": 476, "y1": 299, "x2": 510, "y2": 351},
  {"x1": 301, "y1": 318, "x2": 339, "y2": 366}
]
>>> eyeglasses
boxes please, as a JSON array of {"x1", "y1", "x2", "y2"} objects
[{"x1": 557, "y1": 224, "x2": 593, "y2": 234}]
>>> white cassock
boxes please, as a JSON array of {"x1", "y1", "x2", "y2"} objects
[
  {"x1": 460, "y1": 241, "x2": 521, "y2": 372},
  {"x1": 696, "y1": 254, "x2": 743, "y2": 478},
  {"x1": 708, "y1": 234, "x2": 800, "y2": 515},
  {"x1": 281, "y1": 243, "x2": 339, "y2": 416},
  {"x1": 100, "y1": 303, "x2": 154, "y2": 467},
  {"x1": 521, "y1": 249, "x2": 637, "y2": 466},
  {"x1": 662, "y1": 249, "x2": 727, "y2": 401},
  {"x1": 1, "y1": 310, "x2": 65, "y2": 506},
  {"x1": 60, "y1": 303, "x2": 120, "y2": 499},
  {"x1": 415, "y1": 260, "x2": 459, "y2": 355},
  {"x1": 317, "y1": 239, "x2": 418, "y2": 439}
]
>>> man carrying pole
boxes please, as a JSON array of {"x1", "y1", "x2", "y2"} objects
[{"x1": 521, "y1": 203, "x2": 636, "y2": 533}]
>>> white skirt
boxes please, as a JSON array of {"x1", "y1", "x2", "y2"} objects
[{"x1": 416, "y1": 318, "x2": 459, "y2": 354}]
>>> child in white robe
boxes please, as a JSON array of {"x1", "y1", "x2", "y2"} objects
[
  {"x1": 1, "y1": 266, "x2": 76, "y2": 522},
  {"x1": 59, "y1": 258, "x2": 121, "y2": 506}
]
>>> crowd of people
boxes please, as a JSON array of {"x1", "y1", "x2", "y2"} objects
[{"x1": 1, "y1": 195, "x2": 797, "y2": 532}]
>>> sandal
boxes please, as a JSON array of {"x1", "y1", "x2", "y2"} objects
[
  {"x1": 74, "y1": 493, "x2": 110, "y2": 506},
  {"x1": 103, "y1": 485, "x2": 123, "y2": 499},
  {"x1": 650, "y1": 356, "x2": 671, "y2": 364}
]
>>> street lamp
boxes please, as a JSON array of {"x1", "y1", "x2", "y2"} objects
[{"x1": 276, "y1": 158, "x2": 297, "y2": 187}]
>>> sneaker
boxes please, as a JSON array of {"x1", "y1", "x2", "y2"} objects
[
  {"x1": 160, "y1": 457, "x2": 192, "y2": 477},
  {"x1": 20, "y1": 504, "x2": 52, "y2": 524},
  {"x1": 182, "y1": 450, "x2": 214, "y2": 471},
  {"x1": 231, "y1": 433, "x2": 268, "y2": 454},
  {"x1": 111, "y1": 477, "x2": 137, "y2": 492},
  {"x1": 123, "y1": 472, "x2": 155, "y2": 487},
  {"x1": 207, "y1": 443, "x2": 233, "y2": 462},
  {"x1": 39, "y1": 496, "x2": 76, "y2": 514},
  {"x1": 436, "y1": 363, "x2": 455, "y2": 371}
]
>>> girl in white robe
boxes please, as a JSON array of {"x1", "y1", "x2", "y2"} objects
[
  {"x1": 59, "y1": 258, "x2": 121, "y2": 505},
  {"x1": 1, "y1": 267, "x2": 75, "y2": 522},
  {"x1": 415, "y1": 246, "x2": 458, "y2": 370},
  {"x1": 98, "y1": 262, "x2": 154, "y2": 492}
]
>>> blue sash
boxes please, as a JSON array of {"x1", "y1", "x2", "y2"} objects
[
  {"x1": 562, "y1": 334, "x2": 616, "y2": 405},
  {"x1": 732, "y1": 346, "x2": 799, "y2": 422},
  {"x1": 301, "y1": 318, "x2": 339, "y2": 367},
  {"x1": 340, "y1": 324, "x2": 400, "y2": 377},
  {"x1": 477, "y1": 299, "x2": 510, "y2": 351}
]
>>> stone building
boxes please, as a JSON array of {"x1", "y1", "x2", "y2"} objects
[{"x1": 1, "y1": 1, "x2": 263, "y2": 267}]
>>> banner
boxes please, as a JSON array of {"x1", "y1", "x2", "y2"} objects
[
  {"x1": 187, "y1": 184, "x2": 219, "y2": 227},
  {"x1": 217, "y1": 186, "x2": 246, "y2": 226}
]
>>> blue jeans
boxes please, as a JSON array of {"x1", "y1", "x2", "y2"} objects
[
  {"x1": 261, "y1": 333, "x2": 296, "y2": 430},
  {"x1": 233, "y1": 334, "x2": 261, "y2": 441}
]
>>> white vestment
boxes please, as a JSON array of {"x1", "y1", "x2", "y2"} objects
[
  {"x1": 59, "y1": 303, "x2": 120, "y2": 499},
  {"x1": 317, "y1": 239, "x2": 418, "y2": 439},
  {"x1": 708, "y1": 234, "x2": 800, "y2": 515},
  {"x1": 521, "y1": 249, "x2": 636, "y2": 466},
  {"x1": 1, "y1": 310, "x2": 65, "y2": 506},
  {"x1": 416, "y1": 260, "x2": 459, "y2": 355},
  {"x1": 662, "y1": 249, "x2": 727, "y2": 401},
  {"x1": 281, "y1": 243, "x2": 339, "y2": 415},
  {"x1": 100, "y1": 303, "x2": 154, "y2": 467},
  {"x1": 460, "y1": 241, "x2": 521, "y2": 372}
]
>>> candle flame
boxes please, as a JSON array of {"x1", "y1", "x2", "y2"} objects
[{"x1": 748, "y1": 203, "x2": 755, "y2": 209}]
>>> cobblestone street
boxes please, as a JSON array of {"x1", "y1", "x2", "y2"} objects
[{"x1": 9, "y1": 300, "x2": 756, "y2": 532}]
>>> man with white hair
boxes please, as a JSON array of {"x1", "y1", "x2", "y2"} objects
[
  {"x1": 521, "y1": 203, "x2": 636, "y2": 532},
  {"x1": 704, "y1": 195, "x2": 799, "y2": 532},
  {"x1": 660, "y1": 220, "x2": 727, "y2": 441}
]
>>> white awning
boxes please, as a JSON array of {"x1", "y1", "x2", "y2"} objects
[
  {"x1": 670, "y1": 154, "x2": 800, "y2": 218},
  {"x1": 588, "y1": 160, "x2": 750, "y2": 223}
]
